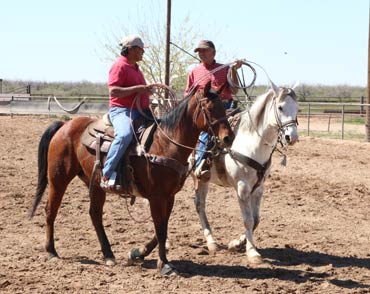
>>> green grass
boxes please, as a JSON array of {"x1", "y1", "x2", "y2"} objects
[
  {"x1": 342, "y1": 116, "x2": 365, "y2": 125},
  {"x1": 301, "y1": 130, "x2": 366, "y2": 141}
]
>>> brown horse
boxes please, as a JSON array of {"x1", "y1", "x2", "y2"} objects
[{"x1": 29, "y1": 82, "x2": 234, "y2": 275}]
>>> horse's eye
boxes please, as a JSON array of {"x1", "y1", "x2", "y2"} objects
[{"x1": 278, "y1": 106, "x2": 283, "y2": 111}]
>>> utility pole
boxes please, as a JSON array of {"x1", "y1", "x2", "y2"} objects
[
  {"x1": 366, "y1": 4, "x2": 370, "y2": 141},
  {"x1": 164, "y1": 0, "x2": 171, "y2": 90}
]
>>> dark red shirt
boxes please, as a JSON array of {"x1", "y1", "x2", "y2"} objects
[
  {"x1": 108, "y1": 56, "x2": 149, "y2": 109},
  {"x1": 184, "y1": 61, "x2": 232, "y2": 101}
]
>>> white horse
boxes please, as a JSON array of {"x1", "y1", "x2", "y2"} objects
[{"x1": 192, "y1": 83, "x2": 299, "y2": 264}]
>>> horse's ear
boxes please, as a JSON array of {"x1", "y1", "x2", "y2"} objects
[
  {"x1": 291, "y1": 80, "x2": 300, "y2": 90},
  {"x1": 204, "y1": 81, "x2": 212, "y2": 97},
  {"x1": 215, "y1": 82, "x2": 227, "y2": 95},
  {"x1": 269, "y1": 80, "x2": 279, "y2": 97}
]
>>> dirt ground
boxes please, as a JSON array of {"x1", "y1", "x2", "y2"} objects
[{"x1": 0, "y1": 115, "x2": 370, "y2": 294}]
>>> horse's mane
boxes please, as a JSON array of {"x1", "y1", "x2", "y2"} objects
[
  {"x1": 238, "y1": 87, "x2": 297, "y2": 133},
  {"x1": 239, "y1": 89, "x2": 275, "y2": 132},
  {"x1": 160, "y1": 94, "x2": 192, "y2": 131},
  {"x1": 159, "y1": 86, "x2": 218, "y2": 132}
]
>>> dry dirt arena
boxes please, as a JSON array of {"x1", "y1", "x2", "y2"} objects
[{"x1": 1, "y1": 115, "x2": 370, "y2": 293}]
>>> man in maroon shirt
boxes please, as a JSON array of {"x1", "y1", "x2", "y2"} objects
[
  {"x1": 101, "y1": 35, "x2": 154, "y2": 193},
  {"x1": 185, "y1": 40, "x2": 242, "y2": 180}
]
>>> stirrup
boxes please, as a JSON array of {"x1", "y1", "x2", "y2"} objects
[
  {"x1": 194, "y1": 159, "x2": 211, "y2": 180},
  {"x1": 194, "y1": 159, "x2": 205, "y2": 177},
  {"x1": 100, "y1": 177, "x2": 127, "y2": 194}
]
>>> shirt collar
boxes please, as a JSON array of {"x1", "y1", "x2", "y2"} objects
[
  {"x1": 202, "y1": 59, "x2": 216, "y2": 70},
  {"x1": 121, "y1": 56, "x2": 139, "y2": 70}
]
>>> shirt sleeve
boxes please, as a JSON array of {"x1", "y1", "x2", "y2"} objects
[
  {"x1": 184, "y1": 71, "x2": 194, "y2": 96},
  {"x1": 108, "y1": 63, "x2": 126, "y2": 87}
]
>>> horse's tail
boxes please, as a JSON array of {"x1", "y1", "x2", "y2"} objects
[{"x1": 29, "y1": 121, "x2": 65, "y2": 219}]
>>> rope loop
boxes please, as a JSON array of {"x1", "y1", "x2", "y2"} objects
[{"x1": 47, "y1": 96, "x2": 88, "y2": 114}]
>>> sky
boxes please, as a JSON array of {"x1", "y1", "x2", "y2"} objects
[{"x1": 0, "y1": 0, "x2": 368, "y2": 86}]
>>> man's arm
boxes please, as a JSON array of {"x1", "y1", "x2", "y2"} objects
[
  {"x1": 229, "y1": 60, "x2": 243, "y2": 95},
  {"x1": 109, "y1": 85, "x2": 153, "y2": 98}
]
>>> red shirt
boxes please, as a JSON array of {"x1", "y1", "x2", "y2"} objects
[
  {"x1": 108, "y1": 56, "x2": 149, "y2": 109},
  {"x1": 184, "y1": 61, "x2": 232, "y2": 101}
]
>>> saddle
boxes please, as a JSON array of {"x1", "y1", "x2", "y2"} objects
[
  {"x1": 82, "y1": 114, "x2": 191, "y2": 196},
  {"x1": 81, "y1": 113, "x2": 157, "y2": 154}
]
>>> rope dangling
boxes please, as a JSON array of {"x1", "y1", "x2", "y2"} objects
[{"x1": 47, "y1": 96, "x2": 88, "y2": 114}]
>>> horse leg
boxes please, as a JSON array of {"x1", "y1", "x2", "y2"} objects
[
  {"x1": 151, "y1": 195, "x2": 177, "y2": 275},
  {"x1": 251, "y1": 186, "x2": 263, "y2": 231},
  {"x1": 127, "y1": 195, "x2": 176, "y2": 275},
  {"x1": 194, "y1": 180, "x2": 218, "y2": 251},
  {"x1": 228, "y1": 181, "x2": 263, "y2": 264},
  {"x1": 127, "y1": 235, "x2": 158, "y2": 265},
  {"x1": 89, "y1": 189, "x2": 115, "y2": 266},
  {"x1": 45, "y1": 182, "x2": 68, "y2": 259},
  {"x1": 228, "y1": 186, "x2": 264, "y2": 253}
]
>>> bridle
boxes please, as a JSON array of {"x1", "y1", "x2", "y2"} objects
[
  {"x1": 272, "y1": 88, "x2": 299, "y2": 147},
  {"x1": 146, "y1": 88, "x2": 229, "y2": 153},
  {"x1": 193, "y1": 90, "x2": 229, "y2": 148}
]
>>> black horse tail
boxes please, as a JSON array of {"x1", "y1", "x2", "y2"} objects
[{"x1": 29, "y1": 121, "x2": 65, "y2": 219}]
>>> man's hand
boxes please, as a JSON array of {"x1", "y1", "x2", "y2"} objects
[
  {"x1": 232, "y1": 59, "x2": 244, "y2": 70},
  {"x1": 136, "y1": 84, "x2": 155, "y2": 95}
]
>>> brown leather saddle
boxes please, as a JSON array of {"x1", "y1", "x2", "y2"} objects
[
  {"x1": 81, "y1": 113, "x2": 157, "y2": 155},
  {"x1": 82, "y1": 113, "x2": 189, "y2": 196}
]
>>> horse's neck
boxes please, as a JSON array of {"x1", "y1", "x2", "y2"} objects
[
  {"x1": 232, "y1": 101, "x2": 278, "y2": 164},
  {"x1": 152, "y1": 120, "x2": 200, "y2": 164}
]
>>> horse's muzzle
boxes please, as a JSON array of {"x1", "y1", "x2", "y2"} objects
[
  {"x1": 285, "y1": 134, "x2": 299, "y2": 146},
  {"x1": 221, "y1": 134, "x2": 234, "y2": 148}
]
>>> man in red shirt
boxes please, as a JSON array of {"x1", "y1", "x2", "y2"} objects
[
  {"x1": 101, "y1": 35, "x2": 154, "y2": 193},
  {"x1": 185, "y1": 40, "x2": 241, "y2": 180}
]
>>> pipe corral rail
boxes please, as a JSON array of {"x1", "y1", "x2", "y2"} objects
[
  {"x1": 1, "y1": 94, "x2": 370, "y2": 140},
  {"x1": 0, "y1": 94, "x2": 181, "y2": 116}
]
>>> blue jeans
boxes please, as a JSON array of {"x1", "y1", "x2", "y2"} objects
[
  {"x1": 103, "y1": 107, "x2": 140, "y2": 179},
  {"x1": 195, "y1": 132, "x2": 214, "y2": 167},
  {"x1": 195, "y1": 100, "x2": 232, "y2": 168}
]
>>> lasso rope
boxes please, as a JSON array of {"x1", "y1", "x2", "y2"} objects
[{"x1": 47, "y1": 96, "x2": 88, "y2": 114}]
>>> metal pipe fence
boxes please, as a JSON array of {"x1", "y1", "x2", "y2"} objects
[
  {"x1": 1, "y1": 95, "x2": 370, "y2": 141},
  {"x1": 298, "y1": 102, "x2": 370, "y2": 141}
]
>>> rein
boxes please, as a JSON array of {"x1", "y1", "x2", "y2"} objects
[{"x1": 146, "y1": 91, "x2": 226, "y2": 154}]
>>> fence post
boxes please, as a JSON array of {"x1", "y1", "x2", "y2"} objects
[
  {"x1": 0, "y1": 79, "x2": 2, "y2": 94},
  {"x1": 307, "y1": 103, "x2": 311, "y2": 136},
  {"x1": 341, "y1": 104, "x2": 345, "y2": 140},
  {"x1": 361, "y1": 96, "x2": 364, "y2": 115}
]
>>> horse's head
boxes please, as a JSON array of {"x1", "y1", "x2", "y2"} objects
[
  {"x1": 270, "y1": 85, "x2": 299, "y2": 146},
  {"x1": 193, "y1": 81, "x2": 234, "y2": 148}
]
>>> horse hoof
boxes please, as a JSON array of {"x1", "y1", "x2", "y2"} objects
[
  {"x1": 207, "y1": 242, "x2": 219, "y2": 252},
  {"x1": 47, "y1": 253, "x2": 59, "y2": 262},
  {"x1": 160, "y1": 263, "x2": 178, "y2": 276},
  {"x1": 105, "y1": 258, "x2": 116, "y2": 266},
  {"x1": 127, "y1": 248, "x2": 143, "y2": 266},
  {"x1": 248, "y1": 255, "x2": 263, "y2": 264},
  {"x1": 228, "y1": 240, "x2": 243, "y2": 252}
]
